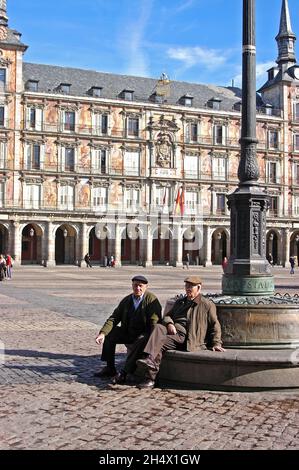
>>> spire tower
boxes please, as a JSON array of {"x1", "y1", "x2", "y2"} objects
[{"x1": 276, "y1": 0, "x2": 296, "y2": 69}]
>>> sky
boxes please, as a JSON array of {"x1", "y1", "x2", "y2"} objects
[{"x1": 8, "y1": 0, "x2": 299, "y2": 89}]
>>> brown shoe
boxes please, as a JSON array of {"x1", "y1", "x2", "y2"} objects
[
  {"x1": 138, "y1": 379, "x2": 155, "y2": 389},
  {"x1": 93, "y1": 366, "x2": 116, "y2": 378}
]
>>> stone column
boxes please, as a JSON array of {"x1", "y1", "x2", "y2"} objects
[
  {"x1": 174, "y1": 224, "x2": 183, "y2": 267},
  {"x1": 45, "y1": 221, "x2": 56, "y2": 267},
  {"x1": 79, "y1": 223, "x2": 88, "y2": 267},
  {"x1": 12, "y1": 221, "x2": 21, "y2": 266},
  {"x1": 203, "y1": 225, "x2": 212, "y2": 267},
  {"x1": 282, "y1": 228, "x2": 290, "y2": 268},
  {"x1": 145, "y1": 224, "x2": 153, "y2": 267},
  {"x1": 114, "y1": 223, "x2": 122, "y2": 267}
]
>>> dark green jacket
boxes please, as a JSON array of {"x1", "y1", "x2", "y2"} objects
[{"x1": 100, "y1": 291, "x2": 162, "y2": 337}]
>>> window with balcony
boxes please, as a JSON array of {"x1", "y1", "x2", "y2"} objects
[
  {"x1": 155, "y1": 186, "x2": 169, "y2": 211},
  {"x1": 216, "y1": 193, "x2": 226, "y2": 215},
  {"x1": 184, "y1": 155, "x2": 199, "y2": 179},
  {"x1": 64, "y1": 111, "x2": 75, "y2": 132},
  {"x1": 213, "y1": 124, "x2": 226, "y2": 145},
  {"x1": 266, "y1": 161, "x2": 279, "y2": 184},
  {"x1": 93, "y1": 187, "x2": 107, "y2": 211},
  {"x1": 124, "y1": 151, "x2": 139, "y2": 176},
  {"x1": 0, "y1": 181, "x2": 4, "y2": 207},
  {"x1": 0, "y1": 141, "x2": 7, "y2": 169},
  {"x1": 294, "y1": 102, "x2": 299, "y2": 121},
  {"x1": 64, "y1": 147, "x2": 75, "y2": 171},
  {"x1": 24, "y1": 184, "x2": 41, "y2": 209},
  {"x1": 294, "y1": 164, "x2": 299, "y2": 185},
  {"x1": 92, "y1": 113, "x2": 108, "y2": 135},
  {"x1": 0, "y1": 68, "x2": 6, "y2": 91},
  {"x1": 212, "y1": 156, "x2": 227, "y2": 180},
  {"x1": 269, "y1": 196, "x2": 278, "y2": 216},
  {"x1": 26, "y1": 107, "x2": 43, "y2": 131},
  {"x1": 268, "y1": 130, "x2": 279, "y2": 150},
  {"x1": 186, "y1": 122, "x2": 198, "y2": 143},
  {"x1": 127, "y1": 117, "x2": 139, "y2": 137},
  {"x1": 93, "y1": 148, "x2": 108, "y2": 174},
  {"x1": 294, "y1": 134, "x2": 299, "y2": 152},
  {"x1": 59, "y1": 185, "x2": 74, "y2": 210},
  {"x1": 185, "y1": 191, "x2": 197, "y2": 214},
  {"x1": 125, "y1": 188, "x2": 140, "y2": 212},
  {"x1": 294, "y1": 196, "x2": 299, "y2": 216},
  {"x1": 26, "y1": 143, "x2": 41, "y2": 170}
]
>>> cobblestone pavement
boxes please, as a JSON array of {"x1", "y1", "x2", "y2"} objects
[{"x1": 0, "y1": 266, "x2": 299, "y2": 450}]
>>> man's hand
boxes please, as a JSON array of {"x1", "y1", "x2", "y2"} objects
[
  {"x1": 167, "y1": 323, "x2": 177, "y2": 335},
  {"x1": 95, "y1": 333, "x2": 105, "y2": 345},
  {"x1": 212, "y1": 345, "x2": 226, "y2": 352}
]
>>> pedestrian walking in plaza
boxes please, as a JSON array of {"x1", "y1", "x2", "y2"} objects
[
  {"x1": 5, "y1": 254, "x2": 12, "y2": 280},
  {"x1": 222, "y1": 256, "x2": 228, "y2": 272},
  {"x1": 0, "y1": 254, "x2": 6, "y2": 281},
  {"x1": 84, "y1": 253, "x2": 92, "y2": 268},
  {"x1": 290, "y1": 256, "x2": 295, "y2": 275},
  {"x1": 109, "y1": 255, "x2": 115, "y2": 267},
  {"x1": 136, "y1": 276, "x2": 226, "y2": 389},
  {"x1": 95, "y1": 275, "x2": 162, "y2": 384},
  {"x1": 184, "y1": 252, "x2": 190, "y2": 269},
  {"x1": 267, "y1": 253, "x2": 273, "y2": 266}
]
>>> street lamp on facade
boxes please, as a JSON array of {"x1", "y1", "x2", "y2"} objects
[{"x1": 29, "y1": 227, "x2": 34, "y2": 264}]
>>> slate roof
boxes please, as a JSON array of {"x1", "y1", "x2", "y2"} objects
[
  {"x1": 23, "y1": 62, "x2": 248, "y2": 112},
  {"x1": 0, "y1": 27, "x2": 27, "y2": 49}
]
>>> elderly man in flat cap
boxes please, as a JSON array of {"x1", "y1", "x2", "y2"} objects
[
  {"x1": 95, "y1": 275, "x2": 162, "y2": 384},
  {"x1": 137, "y1": 276, "x2": 225, "y2": 389}
]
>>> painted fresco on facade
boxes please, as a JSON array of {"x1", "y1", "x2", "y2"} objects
[
  {"x1": 77, "y1": 181, "x2": 90, "y2": 208},
  {"x1": 43, "y1": 179, "x2": 57, "y2": 208}
]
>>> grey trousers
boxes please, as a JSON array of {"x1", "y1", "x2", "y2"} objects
[{"x1": 143, "y1": 324, "x2": 186, "y2": 380}]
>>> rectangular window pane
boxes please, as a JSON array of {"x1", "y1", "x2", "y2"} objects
[
  {"x1": 295, "y1": 135, "x2": 299, "y2": 151},
  {"x1": 64, "y1": 112, "x2": 75, "y2": 131},
  {"x1": 128, "y1": 118, "x2": 139, "y2": 137},
  {"x1": 33, "y1": 145, "x2": 40, "y2": 169},
  {"x1": 0, "y1": 106, "x2": 4, "y2": 126},
  {"x1": 216, "y1": 194, "x2": 226, "y2": 214},
  {"x1": 101, "y1": 115, "x2": 108, "y2": 134},
  {"x1": 65, "y1": 148, "x2": 75, "y2": 171},
  {"x1": 190, "y1": 123, "x2": 198, "y2": 142},
  {"x1": 30, "y1": 108, "x2": 36, "y2": 128},
  {"x1": 268, "y1": 162, "x2": 277, "y2": 183},
  {"x1": 184, "y1": 156, "x2": 198, "y2": 178},
  {"x1": 0, "y1": 69, "x2": 6, "y2": 90}
]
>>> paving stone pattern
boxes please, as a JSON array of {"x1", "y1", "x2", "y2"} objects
[{"x1": 0, "y1": 266, "x2": 299, "y2": 450}]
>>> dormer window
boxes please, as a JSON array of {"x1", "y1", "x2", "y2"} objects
[
  {"x1": 267, "y1": 67, "x2": 279, "y2": 81},
  {"x1": 180, "y1": 95, "x2": 193, "y2": 107},
  {"x1": 233, "y1": 101, "x2": 242, "y2": 112},
  {"x1": 265, "y1": 104, "x2": 273, "y2": 116},
  {"x1": 207, "y1": 97, "x2": 221, "y2": 110},
  {"x1": 150, "y1": 93, "x2": 164, "y2": 104},
  {"x1": 25, "y1": 80, "x2": 39, "y2": 92},
  {"x1": 122, "y1": 90, "x2": 134, "y2": 101},
  {"x1": 59, "y1": 83, "x2": 71, "y2": 94},
  {"x1": 89, "y1": 86, "x2": 102, "y2": 97}
]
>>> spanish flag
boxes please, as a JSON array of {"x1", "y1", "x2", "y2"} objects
[{"x1": 174, "y1": 187, "x2": 185, "y2": 216}]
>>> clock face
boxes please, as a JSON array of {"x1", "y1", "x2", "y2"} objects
[{"x1": 294, "y1": 68, "x2": 299, "y2": 80}]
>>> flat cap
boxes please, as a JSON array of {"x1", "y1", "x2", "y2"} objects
[
  {"x1": 184, "y1": 276, "x2": 202, "y2": 285},
  {"x1": 132, "y1": 275, "x2": 148, "y2": 284}
]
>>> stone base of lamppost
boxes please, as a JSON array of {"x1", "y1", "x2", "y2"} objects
[
  {"x1": 222, "y1": 274, "x2": 274, "y2": 295},
  {"x1": 158, "y1": 295, "x2": 299, "y2": 390},
  {"x1": 158, "y1": 348, "x2": 299, "y2": 391}
]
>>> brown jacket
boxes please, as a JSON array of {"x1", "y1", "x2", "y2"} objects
[{"x1": 163, "y1": 294, "x2": 222, "y2": 351}]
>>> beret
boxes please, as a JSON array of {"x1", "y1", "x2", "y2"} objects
[{"x1": 184, "y1": 276, "x2": 202, "y2": 285}]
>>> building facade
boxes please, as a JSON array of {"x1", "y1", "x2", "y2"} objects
[{"x1": 0, "y1": 0, "x2": 299, "y2": 267}]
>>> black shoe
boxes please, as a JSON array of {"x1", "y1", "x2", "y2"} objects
[
  {"x1": 138, "y1": 379, "x2": 155, "y2": 389},
  {"x1": 137, "y1": 356, "x2": 158, "y2": 371},
  {"x1": 111, "y1": 370, "x2": 127, "y2": 385},
  {"x1": 93, "y1": 366, "x2": 117, "y2": 378}
]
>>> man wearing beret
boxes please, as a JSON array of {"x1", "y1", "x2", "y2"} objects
[
  {"x1": 95, "y1": 275, "x2": 162, "y2": 384},
  {"x1": 137, "y1": 276, "x2": 225, "y2": 389}
]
